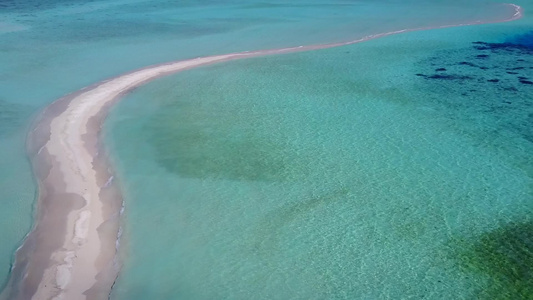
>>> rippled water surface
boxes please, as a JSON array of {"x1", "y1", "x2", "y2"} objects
[
  {"x1": 0, "y1": 0, "x2": 531, "y2": 298},
  {"x1": 106, "y1": 11, "x2": 532, "y2": 300}
]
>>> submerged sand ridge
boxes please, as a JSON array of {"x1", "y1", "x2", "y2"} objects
[{"x1": 0, "y1": 4, "x2": 522, "y2": 300}]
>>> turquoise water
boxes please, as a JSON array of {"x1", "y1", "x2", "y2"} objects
[
  {"x1": 105, "y1": 7, "x2": 533, "y2": 300},
  {"x1": 0, "y1": 0, "x2": 531, "y2": 298}
]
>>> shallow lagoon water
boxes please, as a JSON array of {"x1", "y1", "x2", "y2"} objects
[
  {"x1": 106, "y1": 14, "x2": 532, "y2": 300},
  {"x1": 0, "y1": 0, "x2": 531, "y2": 298}
]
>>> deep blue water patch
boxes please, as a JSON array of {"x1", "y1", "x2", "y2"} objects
[
  {"x1": 507, "y1": 30, "x2": 533, "y2": 49},
  {"x1": 471, "y1": 31, "x2": 533, "y2": 55}
]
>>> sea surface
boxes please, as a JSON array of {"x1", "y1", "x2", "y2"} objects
[{"x1": 1, "y1": 0, "x2": 531, "y2": 299}]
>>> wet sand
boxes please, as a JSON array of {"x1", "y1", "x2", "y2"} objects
[{"x1": 1, "y1": 4, "x2": 522, "y2": 300}]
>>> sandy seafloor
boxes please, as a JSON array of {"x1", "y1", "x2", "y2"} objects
[
  {"x1": 106, "y1": 20, "x2": 533, "y2": 300},
  {"x1": 0, "y1": 0, "x2": 532, "y2": 299}
]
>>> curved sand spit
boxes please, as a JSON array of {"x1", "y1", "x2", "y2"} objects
[{"x1": 1, "y1": 4, "x2": 522, "y2": 300}]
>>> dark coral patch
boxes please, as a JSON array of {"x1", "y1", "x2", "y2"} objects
[
  {"x1": 458, "y1": 61, "x2": 477, "y2": 67},
  {"x1": 435, "y1": 68, "x2": 447, "y2": 72},
  {"x1": 474, "y1": 43, "x2": 527, "y2": 52},
  {"x1": 476, "y1": 54, "x2": 489, "y2": 59},
  {"x1": 507, "y1": 71, "x2": 519, "y2": 75},
  {"x1": 487, "y1": 79, "x2": 500, "y2": 83},
  {"x1": 427, "y1": 74, "x2": 472, "y2": 80},
  {"x1": 479, "y1": 67, "x2": 489, "y2": 70},
  {"x1": 519, "y1": 79, "x2": 533, "y2": 85}
]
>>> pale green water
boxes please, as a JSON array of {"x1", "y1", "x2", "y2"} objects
[
  {"x1": 0, "y1": 0, "x2": 531, "y2": 298},
  {"x1": 106, "y1": 13, "x2": 533, "y2": 300}
]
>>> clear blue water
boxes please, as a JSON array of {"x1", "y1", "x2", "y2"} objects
[
  {"x1": 105, "y1": 7, "x2": 532, "y2": 300},
  {"x1": 0, "y1": 0, "x2": 531, "y2": 299}
]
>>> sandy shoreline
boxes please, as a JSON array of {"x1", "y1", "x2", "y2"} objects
[{"x1": 1, "y1": 4, "x2": 522, "y2": 300}]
